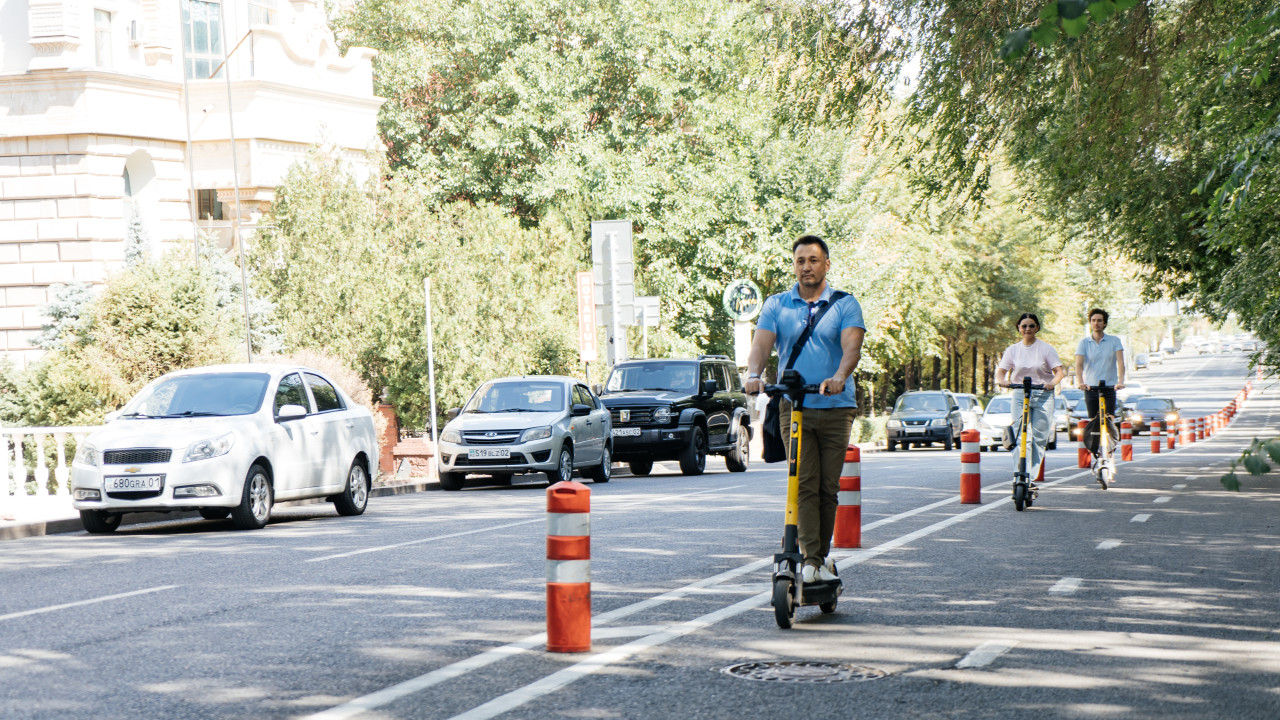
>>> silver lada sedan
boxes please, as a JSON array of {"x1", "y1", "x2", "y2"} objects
[{"x1": 436, "y1": 376, "x2": 612, "y2": 490}]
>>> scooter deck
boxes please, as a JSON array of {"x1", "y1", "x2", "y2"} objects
[{"x1": 800, "y1": 579, "x2": 842, "y2": 606}]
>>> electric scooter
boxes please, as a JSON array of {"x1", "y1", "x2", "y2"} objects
[
  {"x1": 1083, "y1": 379, "x2": 1118, "y2": 490},
  {"x1": 1009, "y1": 376, "x2": 1044, "y2": 512},
  {"x1": 763, "y1": 369, "x2": 842, "y2": 629}
]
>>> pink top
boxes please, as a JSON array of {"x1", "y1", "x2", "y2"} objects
[{"x1": 998, "y1": 339, "x2": 1063, "y2": 386}]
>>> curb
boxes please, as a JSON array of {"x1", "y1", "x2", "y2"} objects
[{"x1": 0, "y1": 478, "x2": 440, "y2": 541}]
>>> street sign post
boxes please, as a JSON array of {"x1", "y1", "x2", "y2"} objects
[
  {"x1": 723, "y1": 279, "x2": 763, "y2": 368},
  {"x1": 576, "y1": 271, "x2": 597, "y2": 364},
  {"x1": 591, "y1": 220, "x2": 635, "y2": 366},
  {"x1": 633, "y1": 296, "x2": 660, "y2": 358}
]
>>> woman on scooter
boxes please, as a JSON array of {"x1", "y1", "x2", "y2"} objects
[{"x1": 994, "y1": 313, "x2": 1066, "y2": 483}]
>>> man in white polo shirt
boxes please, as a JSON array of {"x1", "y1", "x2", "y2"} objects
[{"x1": 1075, "y1": 308, "x2": 1126, "y2": 464}]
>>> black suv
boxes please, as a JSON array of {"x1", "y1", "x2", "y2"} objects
[{"x1": 597, "y1": 356, "x2": 751, "y2": 476}]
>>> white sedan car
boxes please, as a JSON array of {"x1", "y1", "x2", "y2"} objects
[{"x1": 71, "y1": 364, "x2": 379, "y2": 533}]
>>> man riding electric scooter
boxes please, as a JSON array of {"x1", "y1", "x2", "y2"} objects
[
  {"x1": 745, "y1": 235, "x2": 865, "y2": 596},
  {"x1": 1075, "y1": 308, "x2": 1125, "y2": 488}
]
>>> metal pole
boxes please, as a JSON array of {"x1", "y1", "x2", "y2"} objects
[
  {"x1": 177, "y1": 0, "x2": 200, "y2": 263},
  {"x1": 424, "y1": 278, "x2": 439, "y2": 451},
  {"x1": 216, "y1": 0, "x2": 251, "y2": 362},
  {"x1": 608, "y1": 232, "x2": 621, "y2": 366},
  {"x1": 642, "y1": 319, "x2": 648, "y2": 359}
]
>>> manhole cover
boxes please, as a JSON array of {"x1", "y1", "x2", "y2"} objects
[{"x1": 721, "y1": 661, "x2": 887, "y2": 683}]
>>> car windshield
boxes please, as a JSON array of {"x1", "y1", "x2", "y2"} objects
[
  {"x1": 606, "y1": 362, "x2": 698, "y2": 392},
  {"x1": 957, "y1": 396, "x2": 981, "y2": 411},
  {"x1": 465, "y1": 381, "x2": 565, "y2": 413},
  {"x1": 985, "y1": 398, "x2": 1012, "y2": 414},
  {"x1": 896, "y1": 394, "x2": 948, "y2": 413},
  {"x1": 1137, "y1": 398, "x2": 1175, "y2": 411},
  {"x1": 123, "y1": 373, "x2": 270, "y2": 418}
]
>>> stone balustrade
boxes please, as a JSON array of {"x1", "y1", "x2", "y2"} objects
[{"x1": 0, "y1": 426, "x2": 102, "y2": 520}]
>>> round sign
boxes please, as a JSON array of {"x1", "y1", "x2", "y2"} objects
[{"x1": 723, "y1": 279, "x2": 764, "y2": 322}]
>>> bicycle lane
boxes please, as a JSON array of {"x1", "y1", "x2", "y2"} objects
[{"x1": 310, "y1": 382, "x2": 1280, "y2": 720}]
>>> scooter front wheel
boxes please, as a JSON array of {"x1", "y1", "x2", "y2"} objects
[
  {"x1": 1013, "y1": 483, "x2": 1026, "y2": 511},
  {"x1": 772, "y1": 578, "x2": 795, "y2": 629},
  {"x1": 1098, "y1": 467, "x2": 1110, "y2": 490}
]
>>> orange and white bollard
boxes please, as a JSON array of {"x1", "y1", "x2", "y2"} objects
[
  {"x1": 1036, "y1": 457, "x2": 1046, "y2": 483},
  {"x1": 1167, "y1": 420, "x2": 1176, "y2": 450},
  {"x1": 1077, "y1": 421, "x2": 1090, "y2": 468},
  {"x1": 1179, "y1": 419, "x2": 1191, "y2": 446},
  {"x1": 1120, "y1": 421, "x2": 1133, "y2": 461},
  {"x1": 1197, "y1": 416, "x2": 1205, "y2": 440},
  {"x1": 833, "y1": 445, "x2": 861, "y2": 548},
  {"x1": 546, "y1": 480, "x2": 590, "y2": 653},
  {"x1": 959, "y1": 429, "x2": 981, "y2": 504},
  {"x1": 1150, "y1": 421, "x2": 1162, "y2": 454}
]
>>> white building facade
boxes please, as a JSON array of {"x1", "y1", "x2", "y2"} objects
[{"x1": 0, "y1": 0, "x2": 382, "y2": 366}]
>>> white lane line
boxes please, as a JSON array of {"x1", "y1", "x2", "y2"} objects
[
  {"x1": 306, "y1": 484, "x2": 746, "y2": 562},
  {"x1": 955, "y1": 640, "x2": 1018, "y2": 669},
  {"x1": 1049, "y1": 577, "x2": 1082, "y2": 595},
  {"x1": 0, "y1": 585, "x2": 179, "y2": 622},
  {"x1": 1153, "y1": 496, "x2": 1172, "y2": 504},
  {"x1": 1173, "y1": 483, "x2": 1187, "y2": 489},
  {"x1": 1131, "y1": 514, "x2": 1152, "y2": 523},
  {"x1": 1096, "y1": 539, "x2": 1121, "y2": 550}
]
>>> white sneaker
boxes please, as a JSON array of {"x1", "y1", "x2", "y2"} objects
[
  {"x1": 801, "y1": 565, "x2": 818, "y2": 583},
  {"x1": 818, "y1": 563, "x2": 838, "y2": 582}
]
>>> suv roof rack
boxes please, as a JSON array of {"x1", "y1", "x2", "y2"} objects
[{"x1": 697, "y1": 354, "x2": 731, "y2": 360}]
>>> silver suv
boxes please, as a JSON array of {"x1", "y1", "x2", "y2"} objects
[{"x1": 436, "y1": 376, "x2": 612, "y2": 490}]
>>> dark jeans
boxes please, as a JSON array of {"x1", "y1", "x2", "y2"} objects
[{"x1": 1084, "y1": 387, "x2": 1119, "y2": 455}]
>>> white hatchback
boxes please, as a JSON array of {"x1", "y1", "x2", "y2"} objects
[{"x1": 70, "y1": 364, "x2": 379, "y2": 533}]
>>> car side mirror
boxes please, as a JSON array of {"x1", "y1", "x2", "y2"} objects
[
  {"x1": 950, "y1": 405, "x2": 960, "y2": 411},
  {"x1": 571, "y1": 403, "x2": 591, "y2": 417},
  {"x1": 591, "y1": 383, "x2": 604, "y2": 396},
  {"x1": 104, "y1": 410, "x2": 121, "y2": 423},
  {"x1": 702, "y1": 379, "x2": 718, "y2": 396},
  {"x1": 277, "y1": 404, "x2": 307, "y2": 421},
  {"x1": 447, "y1": 408, "x2": 460, "y2": 421}
]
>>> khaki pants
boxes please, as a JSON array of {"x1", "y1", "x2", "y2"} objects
[{"x1": 780, "y1": 400, "x2": 856, "y2": 567}]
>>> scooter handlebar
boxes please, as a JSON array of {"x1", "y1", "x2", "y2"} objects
[{"x1": 762, "y1": 383, "x2": 822, "y2": 398}]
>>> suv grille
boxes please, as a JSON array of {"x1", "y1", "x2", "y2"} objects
[
  {"x1": 902, "y1": 420, "x2": 929, "y2": 427},
  {"x1": 462, "y1": 430, "x2": 522, "y2": 445},
  {"x1": 610, "y1": 407, "x2": 658, "y2": 425},
  {"x1": 103, "y1": 449, "x2": 172, "y2": 464}
]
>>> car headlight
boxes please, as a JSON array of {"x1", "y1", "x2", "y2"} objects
[
  {"x1": 653, "y1": 407, "x2": 673, "y2": 423},
  {"x1": 886, "y1": 419, "x2": 901, "y2": 429},
  {"x1": 183, "y1": 432, "x2": 235, "y2": 463},
  {"x1": 1165, "y1": 413, "x2": 1178, "y2": 422},
  {"x1": 440, "y1": 429, "x2": 461, "y2": 444},
  {"x1": 75, "y1": 442, "x2": 99, "y2": 467},
  {"x1": 931, "y1": 418, "x2": 949, "y2": 427},
  {"x1": 521, "y1": 426, "x2": 552, "y2": 443},
  {"x1": 1132, "y1": 413, "x2": 1143, "y2": 422}
]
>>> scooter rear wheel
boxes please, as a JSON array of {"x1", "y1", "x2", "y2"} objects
[
  {"x1": 1013, "y1": 483, "x2": 1026, "y2": 511},
  {"x1": 820, "y1": 599, "x2": 837, "y2": 614},
  {"x1": 772, "y1": 578, "x2": 795, "y2": 629}
]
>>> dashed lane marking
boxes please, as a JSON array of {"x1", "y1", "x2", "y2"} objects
[
  {"x1": 1131, "y1": 514, "x2": 1152, "y2": 522},
  {"x1": 1096, "y1": 540, "x2": 1121, "y2": 550},
  {"x1": 1049, "y1": 577, "x2": 1083, "y2": 595},
  {"x1": 955, "y1": 641, "x2": 1018, "y2": 669},
  {"x1": 1154, "y1": 496, "x2": 1172, "y2": 504},
  {"x1": 1173, "y1": 484, "x2": 1187, "y2": 489},
  {"x1": 0, "y1": 585, "x2": 179, "y2": 622}
]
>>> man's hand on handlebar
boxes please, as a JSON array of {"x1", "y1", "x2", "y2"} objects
[
  {"x1": 745, "y1": 377, "x2": 764, "y2": 396},
  {"x1": 819, "y1": 377, "x2": 845, "y2": 396}
]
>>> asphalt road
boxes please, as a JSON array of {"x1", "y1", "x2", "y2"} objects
[{"x1": 2, "y1": 352, "x2": 1275, "y2": 720}]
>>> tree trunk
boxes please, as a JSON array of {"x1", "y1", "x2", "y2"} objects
[
  {"x1": 931, "y1": 356, "x2": 940, "y2": 390},
  {"x1": 945, "y1": 340, "x2": 953, "y2": 391},
  {"x1": 971, "y1": 345, "x2": 978, "y2": 395}
]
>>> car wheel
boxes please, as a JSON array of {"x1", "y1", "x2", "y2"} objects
[
  {"x1": 887, "y1": 441, "x2": 896, "y2": 452},
  {"x1": 547, "y1": 445, "x2": 574, "y2": 485},
  {"x1": 629, "y1": 459, "x2": 653, "y2": 476},
  {"x1": 333, "y1": 459, "x2": 370, "y2": 516},
  {"x1": 198, "y1": 508, "x2": 230, "y2": 521},
  {"x1": 80, "y1": 510, "x2": 121, "y2": 534},
  {"x1": 944, "y1": 433, "x2": 954, "y2": 451},
  {"x1": 230, "y1": 464, "x2": 273, "y2": 530},
  {"x1": 439, "y1": 472, "x2": 466, "y2": 491},
  {"x1": 585, "y1": 445, "x2": 612, "y2": 483},
  {"x1": 679, "y1": 426, "x2": 707, "y2": 476},
  {"x1": 724, "y1": 425, "x2": 749, "y2": 472}
]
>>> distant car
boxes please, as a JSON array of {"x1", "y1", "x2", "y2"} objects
[
  {"x1": 1243, "y1": 341, "x2": 1257, "y2": 352},
  {"x1": 979, "y1": 394, "x2": 1058, "y2": 452},
  {"x1": 1134, "y1": 354, "x2": 1149, "y2": 370},
  {"x1": 1059, "y1": 387, "x2": 1084, "y2": 408},
  {"x1": 1118, "y1": 382, "x2": 1147, "y2": 401},
  {"x1": 1054, "y1": 394, "x2": 1071, "y2": 433},
  {"x1": 886, "y1": 390, "x2": 964, "y2": 451},
  {"x1": 1126, "y1": 396, "x2": 1182, "y2": 436},
  {"x1": 598, "y1": 356, "x2": 750, "y2": 476},
  {"x1": 1148, "y1": 351, "x2": 1164, "y2": 365},
  {"x1": 437, "y1": 376, "x2": 613, "y2": 490},
  {"x1": 953, "y1": 393, "x2": 985, "y2": 431},
  {"x1": 71, "y1": 364, "x2": 379, "y2": 533}
]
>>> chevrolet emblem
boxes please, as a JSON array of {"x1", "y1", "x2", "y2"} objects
[
  {"x1": 125, "y1": 466, "x2": 141, "y2": 473},
  {"x1": 620, "y1": 409, "x2": 631, "y2": 423}
]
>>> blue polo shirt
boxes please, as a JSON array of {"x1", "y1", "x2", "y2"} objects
[
  {"x1": 1075, "y1": 333, "x2": 1125, "y2": 386},
  {"x1": 757, "y1": 283, "x2": 865, "y2": 409}
]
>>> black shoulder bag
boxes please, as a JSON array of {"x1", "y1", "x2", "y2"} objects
[{"x1": 761, "y1": 291, "x2": 848, "y2": 463}]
